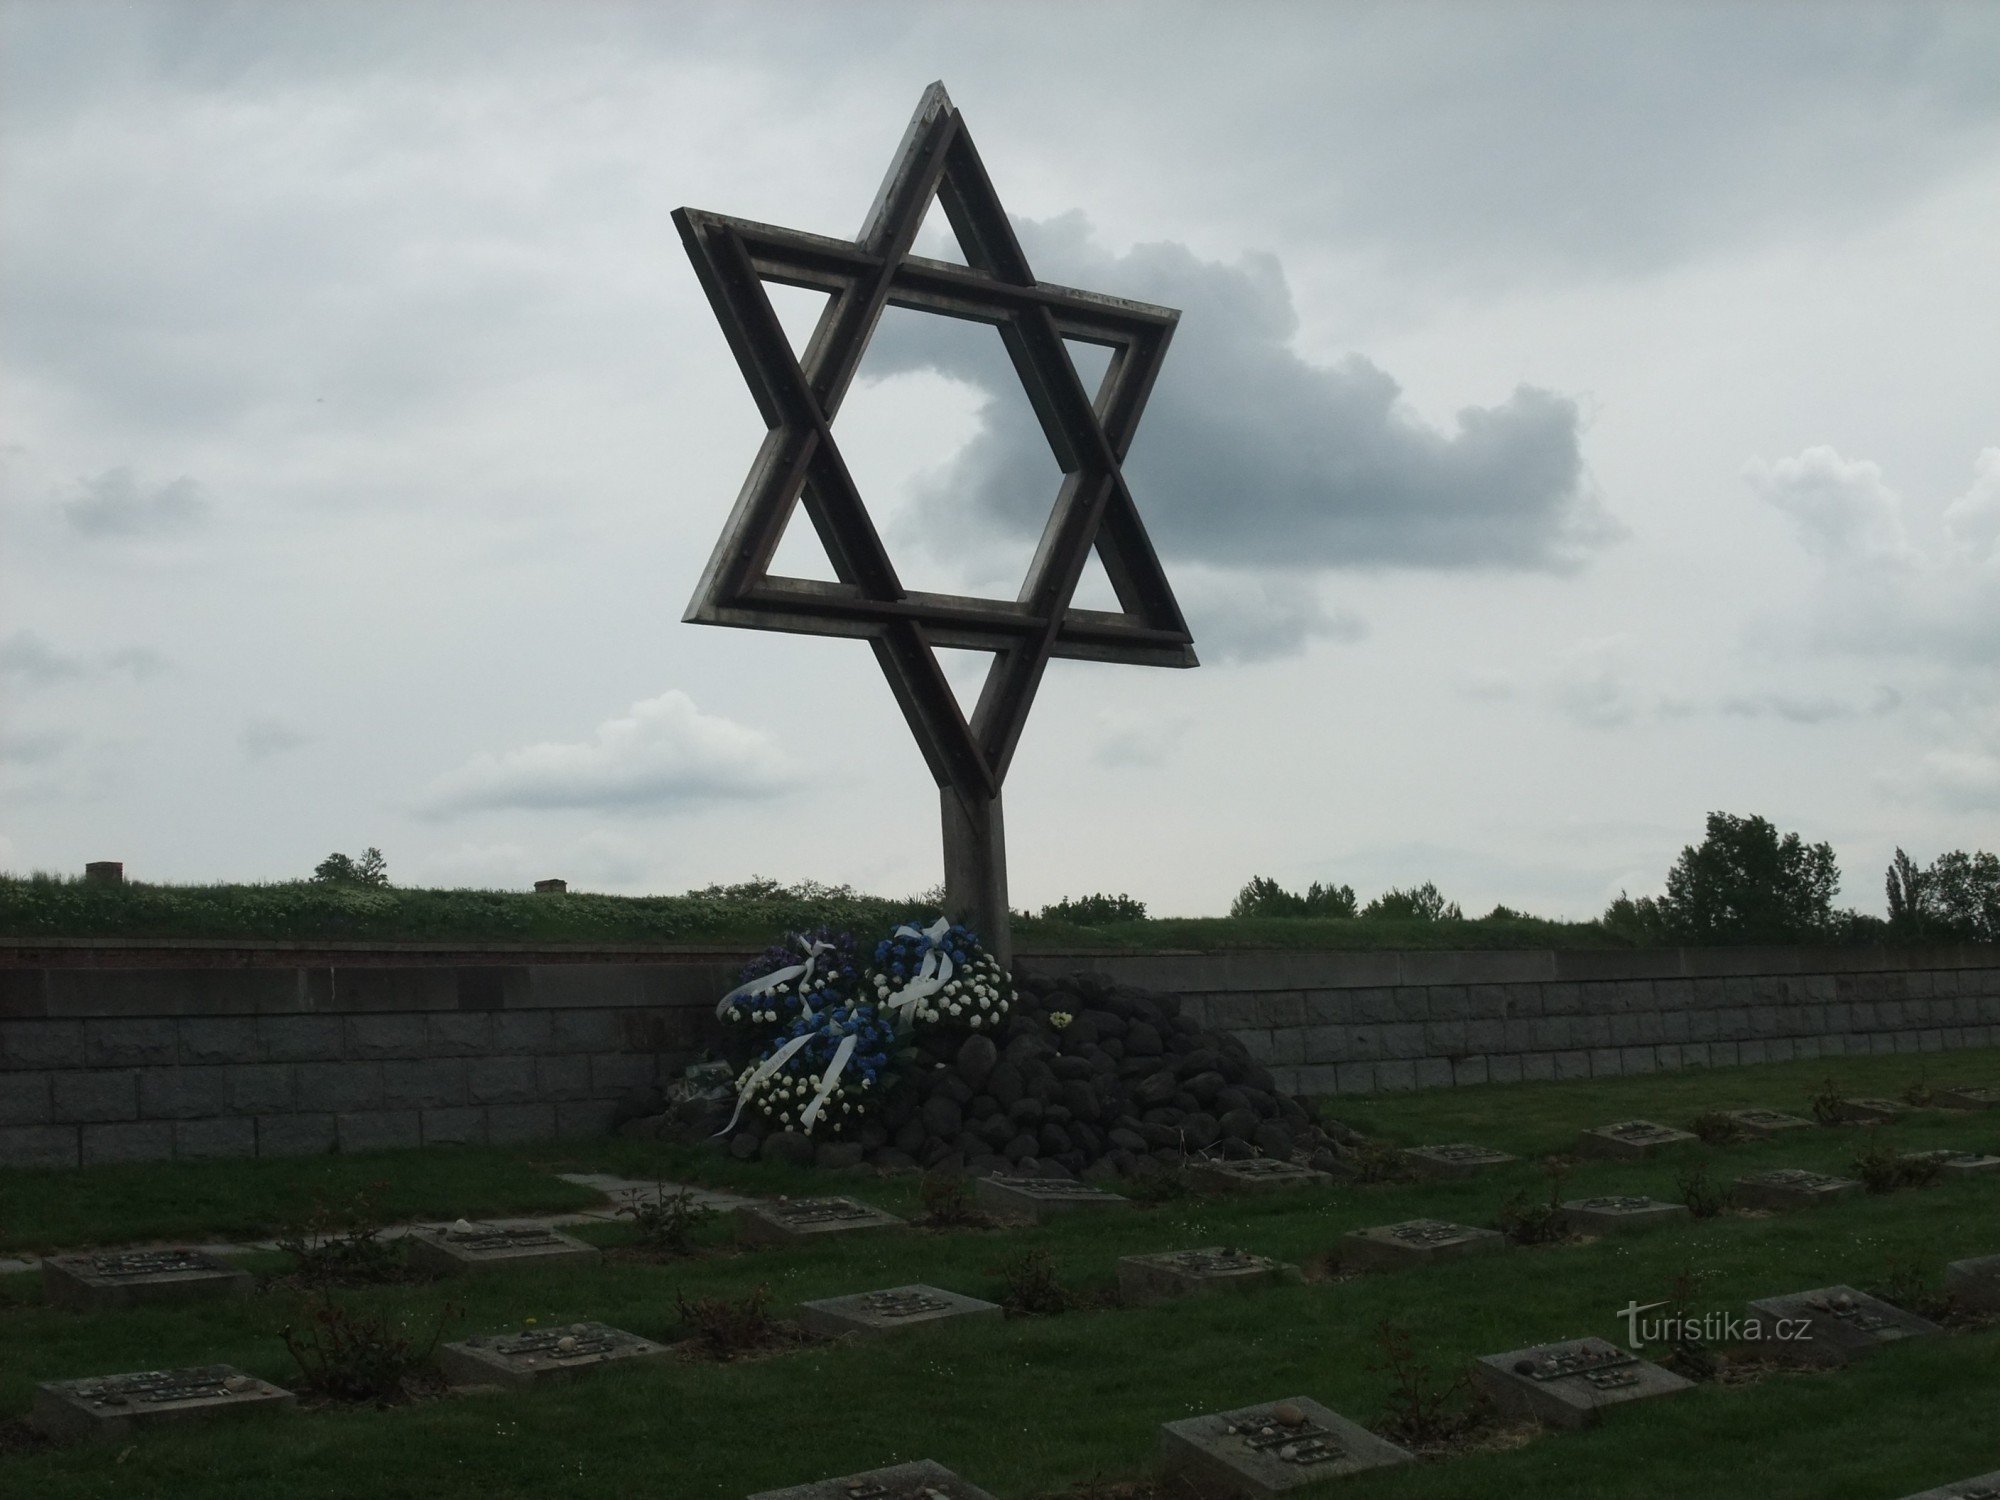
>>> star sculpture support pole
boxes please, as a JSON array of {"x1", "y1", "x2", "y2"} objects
[{"x1": 675, "y1": 83, "x2": 1196, "y2": 963}]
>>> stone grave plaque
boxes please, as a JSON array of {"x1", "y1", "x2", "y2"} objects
[
  {"x1": 1577, "y1": 1120, "x2": 1697, "y2": 1159},
  {"x1": 438, "y1": 1321, "x2": 669, "y2": 1389},
  {"x1": 974, "y1": 1174, "x2": 1126, "y2": 1222},
  {"x1": 32, "y1": 1364, "x2": 293, "y2": 1444},
  {"x1": 1471, "y1": 1336, "x2": 1694, "y2": 1430},
  {"x1": 1903, "y1": 1149, "x2": 2000, "y2": 1177},
  {"x1": 1733, "y1": 1168, "x2": 1862, "y2": 1210},
  {"x1": 1833, "y1": 1096, "x2": 1906, "y2": 1124},
  {"x1": 1936, "y1": 1084, "x2": 2000, "y2": 1111},
  {"x1": 1401, "y1": 1143, "x2": 1518, "y2": 1178},
  {"x1": 1117, "y1": 1247, "x2": 1303, "y2": 1304},
  {"x1": 746, "y1": 1458, "x2": 996, "y2": 1500},
  {"x1": 1724, "y1": 1108, "x2": 1813, "y2": 1137},
  {"x1": 1944, "y1": 1252, "x2": 2000, "y2": 1313},
  {"x1": 406, "y1": 1221, "x2": 601, "y2": 1276},
  {"x1": 795, "y1": 1284, "x2": 1001, "y2": 1339},
  {"x1": 1745, "y1": 1285, "x2": 1942, "y2": 1366},
  {"x1": 736, "y1": 1196, "x2": 905, "y2": 1245},
  {"x1": 1185, "y1": 1157, "x2": 1333, "y2": 1194},
  {"x1": 41, "y1": 1248, "x2": 252, "y2": 1311},
  {"x1": 1896, "y1": 1472, "x2": 2000, "y2": 1500},
  {"x1": 1559, "y1": 1195, "x2": 1692, "y2": 1235},
  {"x1": 1340, "y1": 1219, "x2": 1506, "y2": 1272},
  {"x1": 1160, "y1": 1395, "x2": 1413, "y2": 1495}
]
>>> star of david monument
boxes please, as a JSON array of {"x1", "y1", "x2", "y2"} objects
[{"x1": 677, "y1": 83, "x2": 1195, "y2": 962}]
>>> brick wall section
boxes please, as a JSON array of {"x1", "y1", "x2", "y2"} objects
[
  {"x1": 1025, "y1": 944, "x2": 2000, "y2": 1100},
  {"x1": 0, "y1": 950, "x2": 743, "y2": 1168},
  {"x1": 4, "y1": 940, "x2": 1998, "y2": 1167}
]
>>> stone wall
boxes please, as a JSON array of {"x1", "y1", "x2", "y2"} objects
[{"x1": 4, "y1": 939, "x2": 1998, "y2": 1167}]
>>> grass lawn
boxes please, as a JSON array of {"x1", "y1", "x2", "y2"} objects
[{"x1": 2, "y1": 1047, "x2": 1998, "y2": 1499}]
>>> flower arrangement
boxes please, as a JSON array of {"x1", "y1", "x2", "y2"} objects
[
  {"x1": 1049, "y1": 1010, "x2": 1073, "y2": 1030},
  {"x1": 864, "y1": 917, "x2": 1014, "y2": 1031},
  {"x1": 714, "y1": 913, "x2": 1015, "y2": 1138}
]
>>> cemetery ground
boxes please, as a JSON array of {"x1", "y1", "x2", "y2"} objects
[{"x1": 1, "y1": 1047, "x2": 1997, "y2": 1499}]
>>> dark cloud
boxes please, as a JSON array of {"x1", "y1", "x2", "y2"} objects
[
  {"x1": 240, "y1": 717, "x2": 311, "y2": 760},
  {"x1": 0, "y1": 630, "x2": 84, "y2": 684},
  {"x1": 60, "y1": 467, "x2": 208, "y2": 537},
  {"x1": 862, "y1": 214, "x2": 1613, "y2": 579},
  {"x1": 1719, "y1": 687, "x2": 1902, "y2": 724},
  {"x1": 0, "y1": 727, "x2": 70, "y2": 765},
  {"x1": 1172, "y1": 569, "x2": 1367, "y2": 665}
]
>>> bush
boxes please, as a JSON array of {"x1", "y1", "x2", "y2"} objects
[
  {"x1": 1851, "y1": 1139, "x2": 1941, "y2": 1195},
  {"x1": 995, "y1": 1248, "x2": 1079, "y2": 1316},
  {"x1": 281, "y1": 1294, "x2": 457, "y2": 1403},
  {"x1": 675, "y1": 1286, "x2": 777, "y2": 1359},
  {"x1": 918, "y1": 1171, "x2": 981, "y2": 1226},
  {"x1": 1634, "y1": 812, "x2": 1841, "y2": 945},
  {"x1": 1688, "y1": 1111, "x2": 1744, "y2": 1147},
  {"x1": 1887, "y1": 847, "x2": 2000, "y2": 943},
  {"x1": 618, "y1": 1186, "x2": 716, "y2": 1255},
  {"x1": 1362, "y1": 882, "x2": 1462, "y2": 922},
  {"x1": 1676, "y1": 1159, "x2": 1731, "y2": 1218},
  {"x1": 1497, "y1": 1157, "x2": 1573, "y2": 1246},
  {"x1": 1230, "y1": 876, "x2": 1357, "y2": 919},
  {"x1": 312, "y1": 848, "x2": 389, "y2": 887},
  {"x1": 1367, "y1": 1321, "x2": 1482, "y2": 1447},
  {"x1": 1037, "y1": 892, "x2": 1147, "y2": 925},
  {"x1": 276, "y1": 1182, "x2": 404, "y2": 1287}
]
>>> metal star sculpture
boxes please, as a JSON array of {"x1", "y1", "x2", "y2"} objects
[{"x1": 676, "y1": 82, "x2": 1195, "y2": 958}]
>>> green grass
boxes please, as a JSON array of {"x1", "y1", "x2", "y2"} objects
[
  {"x1": 0, "y1": 1148, "x2": 603, "y2": 1255},
  {"x1": 4, "y1": 1049, "x2": 2000, "y2": 1498}
]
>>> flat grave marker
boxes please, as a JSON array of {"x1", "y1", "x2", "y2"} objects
[
  {"x1": 1830, "y1": 1096, "x2": 1906, "y2": 1125},
  {"x1": 1560, "y1": 1195, "x2": 1692, "y2": 1235},
  {"x1": 1186, "y1": 1158, "x2": 1333, "y2": 1194},
  {"x1": 1340, "y1": 1219, "x2": 1506, "y2": 1272},
  {"x1": 746, "y1": 1458, "x2": 996, "y2": 1500},
  {"x1": 438, "y1": 1321, "x2": 669, "y2": 1389},
  {"x1": 32, "y1": 1365, "x2": 293, "y2": 1444},
  {"x1": 41, "y1": 1248, "x2": 252, "y2": 1311},
  {"x1": 1936, "y1": 1084, "x2": 2000, "y2": 1111},
  {"x1": 1577, "y1": 1120, "x2": 1697, "y2": 1159},
  {"x1": 406, "y1": 1221, "x2": 601, "y2": 1276},
  {"x1": 1944, "y1": 1252, "x2": 2000, "y2": 1313},
  {"x1": 1160, "y1": 1395, "x2": 1413, "y2": 1495},
  {"x1": 1897, "y1": 1472, "x2": 2000, "y2": 1500},
  {"x1": 1733, "y1": 1168, "x2": 1862, "y2": 1211},
  {"x1": 1118, "y1": 1247, "x2": 1303, "y2": 1304},
  {"x1": 974, "y1": 1174, "x2": 1127, "y2": 1222},
  {"x1": 1471, "y1": 1337, "x2": 1694, "y2": 1430},
  {"x1": 1724, "y1": 1108, "x2": 1813, "y2": 1138},
  {"x1": 1746, "y1": 1285, "x2": 1942, "y2": 1365},
  {"x1": 1903, "y1": 1149, "x2": 2000, "y2": 1178},
  {"x1": 796, "y1": 1284, "x2": 1001, "y2": 1339},
  {"x1": 737, "y1": 1196, "x2": 905, "y2": 1245},
  {"x1": 1401, "y1": 1143, "x2": 1518, "y2": 1178}
]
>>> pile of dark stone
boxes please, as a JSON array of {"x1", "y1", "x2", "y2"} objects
[{"x1": 634, "y1": 967, "x2": 1359, "y2": 1180}]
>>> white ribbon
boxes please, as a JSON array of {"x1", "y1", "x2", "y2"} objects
[
  {"x1": 715, "y1": 937, "x2": 833, "y2": 1020},
  {"x1": 798, "y1": 1032, "x2": 858, "y2": 1133},
  {"x1": 712, "y1": 1031, "x2": 815, "y2": 1137},
  {"x1": 879, "y1": 916, "x2": 955, "y2": 1026}
]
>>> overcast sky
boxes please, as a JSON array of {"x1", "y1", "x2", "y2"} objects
[{"x1": 4, "y1": 1, "x2": 1998, "y2": 921}]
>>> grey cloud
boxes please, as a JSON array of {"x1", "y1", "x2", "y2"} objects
[
  {"x1": 0, "y1": 727, "x2": 70, "y2": 764},
  {"x1": 60, "y1": 467, "x2": 209, "y2": 537},
  {"x1": 1173, "y1": 570, "x2": 1367, "y2": 666},
  {"x1": 0, "y1": 630, "x2": 84, "y2": 684},
  {"x1": 862, "y1": 215, "x2": 1614, "y2": 579},
  {"x1": 1719, "y1": 687, "x2": 1902, "y2": 724},
  {"x1": 104, "y1": 646, "x2": 171, "y2": 681},
  {"x1": 240, "y1": 717, "x2": 312, "y2": 760}
]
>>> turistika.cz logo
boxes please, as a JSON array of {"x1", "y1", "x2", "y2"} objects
[{"x1": 1618, "y1": 1300, "x2": 1811, "y2": 1347}]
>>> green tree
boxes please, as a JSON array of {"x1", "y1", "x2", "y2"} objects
[
  {"x1": 1362, "y1": 881, "x2": 1462, "y2": 922},
  {"x1": 1039, "y1": 892, "x2": 1148, "y2": 925},
  {"x1": 1230, "y1": 876, "x2": 1358, "y2": 919},
  {"x1": 312, "y1": 848, "x2": 389, "y2": 888},
  {"x1": 1886, "y1": 846, "x2": 2000, "y2": 942},
  {"x1": 1656, "y1": 812, "x2": 1838, "y2": 944}
]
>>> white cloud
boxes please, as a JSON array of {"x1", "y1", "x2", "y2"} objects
[
  {"x1": 412, "y1": 691, "x2": 798, "y2": 818},
  {"x1": 1745, "y1": 447, "x2": 1919, "y2": 567},
  {"x1": 1943, "y1": 447, "x2": 2000, "y2": 561}
]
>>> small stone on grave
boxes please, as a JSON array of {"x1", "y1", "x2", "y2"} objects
[
  {"x1": 745, "y1": 1458, "x2": 997, "y2": 1500},
  {"x1": 1185, "y1": 1157, "x2": 1333, "y2": 1194},
  {"x1": 1401, "y1": 1142, "x2": 1518, "y2": 1178},
  {"x1": 1733, "y1": 1168, "x2": 1862, "y2": 1211},
  {"x1": 1894, "y1": 1472, "x2": 2000, "y2": 1500},
  {"x1": 1471, "y1": 1336, "x2": 1693, "y2": 1430},
  {"x1": 796, "y1": 1284, "x2": 1002, "y2": 1339},
  {"x1": 1944, "y1": 1253, "x2": 2000, "y2": 1313},
  {"x1": 1340, "y1": 1219, "x2": 1506, "y2": 1272},
  {"x1": 973, "y1": 1174, "x2": 1126, "y2": 1222},
  {"x1": 1745, "y1": 1285, "x2": 1942, "y2": 1365},
  {"x1": 32, "y1": 1365, "x2": 293, "y2": 1444},
  {"x1": 1559, "y1": 1196, "x2": 1692, "y2": 1235},
  {"x1": 1723, "y1": 1108, "x2": 1814, "y2": 1137},
  {"x1": 1577, "y1": 1120, "x2": 1697, "y2": 1159},
  {"x1": 1935, "y1": 1084, "x2": 2000, "y2": 1111},
  {"x1": 736, "y1": 1196, "x2": 905, "y2": 1245},
  {"x1": 1834, "y1": 1096, "x2": 1907, "y2": 1124},
  {"x1": 1903, "y1": 1149, "x2": 2000, "y2": 1177},
  {"x1": 438, "y1": 1321, "x2": 668, "y2": 1389},
  {"x1": 1117, "y1": 1246, "x2": 1304, "y2": 1304},
  {"x1": 404, "y1": 1221, "x2": 601, "y2": 1276},
  {"x1": 41, "y1": 1248, "x2": 252, "y2": 1311},
  {"x1": 1160, "y1": 1395, "x2": 1412, "y2": 1495}
]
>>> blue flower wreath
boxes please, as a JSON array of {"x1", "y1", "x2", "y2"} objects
[{"x1": 719, "y1": 927, "x2": 861, "y2": 1027}]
